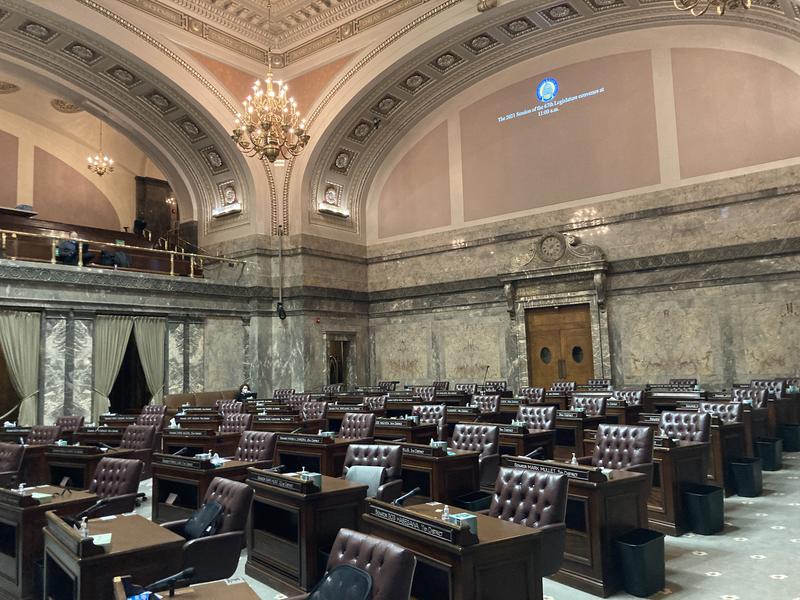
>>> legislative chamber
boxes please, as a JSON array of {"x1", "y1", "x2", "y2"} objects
[{"x1": 0, "y1": 0, "x2": 798, "y2": 599}]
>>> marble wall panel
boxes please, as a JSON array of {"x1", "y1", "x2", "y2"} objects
[
  {"x1": 203, "y1": 318, "x2": 245, "y2": 391},
  {"x1": 71, "y1": 319, "x2": 93, "y2": 421},
  {"x1": 42, "y1": 318, "x2": 66, "y2": 424},
  {"x1": 247, "y1": 316, "x2": 272, "y2": 395},
  {"x1": 188, "y1": 323, "x2": 204, "y2": 392},
  {"x1": 271, "y1": 316, "x2": 307, "y2": 393},
  {"x1": 437, "y1": 317, "x2": 506, "y2": 383},
  {"x1": 373, "y1": 322, "x2": 432, "y2": 385},
  {"x1": 167, "y1": 322, "x2": 185, "y2": 394}
]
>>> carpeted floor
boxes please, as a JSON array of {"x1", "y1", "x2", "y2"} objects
[{"x1": 135, "y1": 453, "x2": 800, "y2": 599}]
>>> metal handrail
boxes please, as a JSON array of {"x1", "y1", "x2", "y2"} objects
[{"x1": 0, "y1": 228, "x2": 245, "y2": 277}]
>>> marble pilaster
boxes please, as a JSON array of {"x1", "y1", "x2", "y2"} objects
[
  {"x1": 167, "y1": 321, "x2": 185, "y2": 394},
  {"x1": 42, "y1": 318, "x2": 66, "y2": 424},
  {"x1": 187, "y1": 322, "x2": 204, "y2": 392},
  {"x1": 71, "y1": 319, "x2": 93, "y2": 421}
]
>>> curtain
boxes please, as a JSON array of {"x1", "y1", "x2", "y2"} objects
[
  {"x1": 0, "y1": 311, "x2": 41, "y2": 425},
  {"x1": 134, "y1": 317, "x2": 166, "y2": 405},
  {"x1": 92, "y1": 315, "x2": 133, "y2": 422}
]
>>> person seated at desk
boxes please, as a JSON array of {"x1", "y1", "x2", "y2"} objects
[
  {"x1": 236, "y1": 383, "x2": 256, "y2": 401},
  {"x1": 57, "y1": 231, "x2": 95, "y2": 265}
]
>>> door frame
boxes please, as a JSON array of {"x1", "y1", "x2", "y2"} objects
[{"x1": 321, "y1": 330, "x2": 358, "y2": 387}]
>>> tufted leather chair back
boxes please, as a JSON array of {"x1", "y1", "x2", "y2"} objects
[
  {"x1": 485, "y1": 380, "x2": 507, "y2": 392},
  {"x1": 135, "y1": 412, "x2": 166, "y2": 430},
  {"x1": 412, "y1": 404, "x2": 446, "y2": 441},
  {"x1": 285, "y1": 393, "x2": 312, "y2": 411},
  {"x1": 750, "y1": 379, "x2": 785, "y2": 399},
  {"x1": 364, "y1": 395, "x2": 387, "y2": 411},
  {"x1": 516, "y1": 406, "x2": 556, "y2": 430},
  {"x1": 325, "y1": 529, "x2": 416, "y2": 600},
  {"x1": 587, "y1": 378, "x2": 612, "y2": 389},
  {"x1": 591, "y1": 425, "x2": 653, "y2": 469},
  {"x1": 301, "y1": 401, "x2": 328, "y2": 420},
  {"x1": 0, "y1": 442, "x2": 23, "y2": 473},
  {"x1": 432, "y1": 381, "x2": 450, "y2": 391},
  {"x1": 570, "y1": 395, "x2": 607, "y2": 416},
  {"x1": 55, "y1": 415, "x2": 84, "y2": 433},
  {"x1": 489, "y1": 468, "x2": 567, "y2": 528},
  {"x1": 659, "y1": 411, "x2": 710, "y2": 442},
  {"x1": 450, "y1": 424, "x2": 499, "y2": 459},
  {"x1": 454, "y1": 383, "x2": 477, "y2": 394},
  {"x1": 377, "y1": 381, "x2": 397, "y2": 391},
  {"x1": 412, "y1": 386, "x2": 436, "y2": 402},
  {"x1": 323, "y1": 384, "x2": 345, "y2": 394},
  {"x1": 612, "y1": 390, "x2": 644, "y2": 406},
  {"x1": 234, "y1": 431, "x2": 276, "y2": 462},
  {"x1": 785, "y1": 378, "x2": 799, "y2": 389},
  {"x1": 732, "y1": 388, "x2": 767, "y2": 408},
  {"x1": 471, "y1": 394, "x2": 500, "y2": 413},
  {"x1": 89, "y1": 457, "x2": 142, "y2": 498},
  {"x1": 28, "y1": 425, "x2": 61, "y2": 446},
  {"x1": 141, "y1": 404, "x2": 167, "y2": 416},
  {"x1": 339, "y1": 413, "x2": 376, "y2": 439},
  {"x1": 216, "y1": 400, "x2": 243, "y2": 414},
  {"x1": 700, "y1": 402, "x2": 742, "y2": 424},
  {"x1": 669, "y1": 378, "x2": 697, "y2": 387},
  {"x1": 519, "y1": 387, "x2": 545, "y2": 402},
  {"x1": 343, "y1": 444, "x2": 402, "y2": 481},
  {"x1": 219, "y1": 413, "x2": 254, "y2": 433},
  {"x1": 203, "y1": 477, "x2": 253, "y2": 534},
  {"x1": 550, "y1": 381, "x2": 576, "y2": 392},
  {"x1": 274, "y1": 388, "x2": 295, "y2": 400},
  {"x1": 119, "y1": 425, "x2": 156, "y2": 450}
]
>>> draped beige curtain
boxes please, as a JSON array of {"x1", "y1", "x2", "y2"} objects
[
  {"x1": 92, "y1": 316, "x2": 133, "y2": 422},
  {"x1": 134, "y1": 317, "x2": 166, "y2": 405},
  {"x1": 0, "y1": 311, "x2": 41, "y2": 425}
]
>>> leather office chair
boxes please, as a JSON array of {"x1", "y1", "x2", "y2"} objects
[
  {"x1": 27, "y1": 425, "x2": 61, "y2": 445},
  {"x1": 274, "y1": 388, "x2": 295, "y2": 401},
  {"x1": 219, "y1": 412, "x2": 253, "y2": 433},
  {"x1": 700, "y1": 402, "x2": 743, "y2": 424},
  {"x1": 216, "y1": 400, "x2": 243, "y2": 414},
  {"x1": 516, "y1": 406, "x2": 556, "y2": 430},
  {"x1": 339, "y1": 413, "x2": 376, "y2": 440},
  {"x1": 377, "y1": 381, "x2": 397, "y2": 391},
  {"x1": 550, "y1": 381, "x2": 576, "y2": 392},
  {"x1": 55, "y1": 415, "x2": 84, "y2": 435},
  {"x1": 450, "y1": 424, "x2": 500, "y2": 488},
  {"x1": 578, "y1": 425, "x2": 654, "y2": 477},
  {"x1": 88, "y1": 457, "x2": 143, "y2": 517},
  {"x1": 587, "y1": 378, "x2": 613, "y2": 390},
  {"x1": 454, "y1": 383, "x2": 477, "y2": 394},
  {"x1": 233, "y1": 431, "x2": 276, "y2": 465},
  {"x1": 412, "y1": 386, "x2": 436, "y2": 402},
  {"x1": 286, "y1": 529, "x2": 416, "y2": 600},
  {"x1": 518, "y1": 387, "x2": 545, "y2": 403},
  {"x1": 141, "y1": 404, "x2": 167, "y2": 416},
  {"x1": 285, "y1": 393, "x2": 312, "y2": 411},
  {"x1": 432, "y1": 380, "x2": 450, "y2": 391},
  {"x1": 135, "y1": 412, "x2": 166, "y2": 430},
  {"x1": 161, "y1": 478, "x2": 254, "y2": 586},
  {"x1": 118, "y1": 425, "x2": 156, "y2": 479},
  {"x1": 487, "y1": 468, "x2": 568, "y2": 576},
  {"x1": 471, "y1": 394, "x2": 500, "y2": 414},
  {"x1": 0, "y1": 442, "x2": 24, "y2": 487},
  {"x1": 659, "y1": 411, "x2": 710, "y2": 443},
  {"x1": 732, "y1": 388, "x2": 767, "y2": 409},
  {"x1": 323, "y1": 384, "x2": 344, "y2": 394},
  {"x1": 302, "y1": 401, "x2": 329, "y2": 421},
  {"x1": 485, "y1": 380, "x2": 507, "y2": 392},
  {"x1": 342, "y1": 444, "x2": 403, "y2": 502},
  {"x1": 570, "y1": 395, "x2": 606, "y2": 416},
  {"x1": 364, "y1": 395, "x2": 387, "y2": 411},
  {"x1": 412, "y1": 404, "x2": 446, "y2": 441},
  {"x1": 669, "y1": 378, "x2": 697, "y2": 388},
  {"x1": 612, "y1": 390, "x2": 644, "y2": 406}
]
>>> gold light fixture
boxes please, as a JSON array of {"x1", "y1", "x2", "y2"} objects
[
  {"x1": 87, "y1": 120, "x2": 114, "y2": 177},
  {"x1": 231, "y1": 0, "x2": 309, "y2": 163},
  {"x1": 673, "y1": 0, "x2": 750, "y2": 16}
]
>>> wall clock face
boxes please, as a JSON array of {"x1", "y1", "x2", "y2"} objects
[{"x1": 539, "y1": 234, "x2": 565, "y2": 262}]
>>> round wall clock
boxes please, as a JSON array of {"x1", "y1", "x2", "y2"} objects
[{"x1": 538, "y1": 233, "x2": 566, "y2": 262}]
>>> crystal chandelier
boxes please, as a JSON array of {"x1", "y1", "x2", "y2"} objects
[
  {"x1": 673, "y1": 0, "x2": 750, "y2": 16},
  {"x1": 87, "y1": 121, "x2": 114, "y2": 176}
]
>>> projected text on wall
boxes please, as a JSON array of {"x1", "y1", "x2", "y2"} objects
[{"x1": 496, "y1": 77, "x2": 605, "y2": 124}]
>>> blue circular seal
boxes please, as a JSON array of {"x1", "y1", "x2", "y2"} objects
[{"x1": 536, "y1": 77, "x2": 559, "y2": 103}]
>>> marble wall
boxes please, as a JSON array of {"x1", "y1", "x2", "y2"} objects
[
  {"x1": 188, "y1": 323, "x2": 204, "y2": 392},
  {"x1": 203, "y1": 318, "x2": 246, "y2": 391},
  {"x1": 42, "y1": 317, "x2": 66, "y2": 425},
  {"x1": 167, "y1": 321, "x2": 185, "y2": 394},
  {"x1": 71, "y1": 319, "x2": 93, "y2": 421}
]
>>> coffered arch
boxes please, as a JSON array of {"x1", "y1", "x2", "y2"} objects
[{"x1": 300, "y1": 0, "x2": 800, "y2": 241}]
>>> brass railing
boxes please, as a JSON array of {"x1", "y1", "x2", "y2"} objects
[{"x1": 0, "y1": 228, "x2": 245, "y2": 277}]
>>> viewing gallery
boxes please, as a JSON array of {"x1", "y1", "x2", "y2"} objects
[{"x1": 0, "y1": 0, "x2": 798, "y2": 598}]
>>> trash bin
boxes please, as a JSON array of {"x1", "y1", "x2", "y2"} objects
[
  {"x1": 755, "y1": 437, "x2": 783, "y2": 471},
  {"x1": 682, "y1": 484, "x2": 724, "y2": 535},
  {"x1": 730, "y1": 457, "x2": 763, "y2": 497},
  {"x1": 778, "y1": 425, "x2": 800, "y2": 452},
  {"x1": 454, "y1": 490, "x2": 493, "y2": 512},
  {"x1": 615, "y1": 528, "x2": 665, "y2": 597}
]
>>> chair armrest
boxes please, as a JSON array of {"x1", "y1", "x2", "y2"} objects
[
  {"x1": 478, "y1": 453, "x2": 500, "y2": 487},
  {"x1": 536, "y1": 522, "x2": 566, "y2": 576},
  {"x1": 94, "y1": 493, "x2": 139, "y2": 517},
  {"x1": 621, "y1": 462, "x2": 653, "y2": 476},
  {"x1": 576, "y1": 456, "x2": 594, "y2": 466},
  {"x1": 376, "y1": 479, "x2": 404, "y2": 503},
  {"x1": 182, "y1": 531, "x2": 243, "y2": 584},
  {"x1": 161, "y1": 519, "x2": 188, "y2": 535}
]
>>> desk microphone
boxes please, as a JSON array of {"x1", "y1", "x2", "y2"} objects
[
  {"x1": 268, "y1": 464, "x2": 286, "y2": 473},
  {"x1": 290, "y1": 427, "x2": 303, "y2": 433},
  {"x1": 482, "y1": 365, "x2": 490, "y2": 391},
  {"x1": 392, "y1": 487, "x2": 421, "y2": 506},
  {"x1": 63, "y1": 497, "x2": 112, "y2": 527},
  {"x1": 19, "y1": 437, "x2": 25, "y2": 445},
  {"x1": 172, "y1": 447, "x2": 189, "y2": 456},
  {"x1": 146, "y1": 567, "x2": 196, "y2": 594},
  {"x1": 524, "y1": 447, "x2": 545, "y2": 459},
  {"x1": 98, "y1": 442, "x2": 114, "y2": 450}
]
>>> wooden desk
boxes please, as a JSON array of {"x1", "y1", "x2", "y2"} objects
[
  {"x1": 644, "y1": 390, "x2": 705, "y2": 413},
  {"x1": 150, "y1": 454, "x2": 259, "y2": 523},
  {"x1": 251, "y1": 414, "x2": 325, "y2": 433},
  {"x1": 74, "y1": 427, "x2": 126, "y2": 447},
  {"x1": 374, "y1": 419, "x2": 437, "y2": 444},
  {"x1": 171, "y1": 579, "x2": 262, "y2": 599},
  {"x1": 499, "y1": 400, "x2": 564, "y2": 423},
  {"x1": 174, "y1": 414, "x2": 223, "y2": 430},
  {"x1": 45, "y1": 447, "x2": 134, "y2": 488},
  {"x1": 385, "y1": 398, "x2": 463, "y2": 418},
  {"x1": 0, "y1": 427, "x2": 30, "y2": 444},
  {"x1": 160, "y1": 429, "x2": 240, "y2": 457},
  {"x1": 400, "y1": 444, "x2": 479, "y2": 504},
  {"x1": 43, "y1": 512, "x2": 184, "y2": 600},
  {"x1": 504, "y1": 456, "x2": 647, "y2": 597},
  {"x1": 245, "y1": 469, "x2": 367, "y2": 595},
  {"x1": 325, "y1": 406, "x2": 383, "y2": 433},
  {"x1": 0, "y1": 485, "x2": 97, "y2": 600},
  {"x1": 494, "y1": 424, "x2": 555, "y2": 459},
  {"x1": 274, "y1": 434, "x2": 369, "y2": 476},
  {"x1": 361, "y1": 499, "x2": 545, "y2": 600},
  {"x1": 677, "y1": 400, "x2": 767, "y2": 458},
  {"x1": 604, "y1": 400, "x2": 643, "y2": 425},
  {"x1": 19, "y1": 445, "x2": 50, "y2": 485},
  {"x1": 554, "y1": 413, "x2": 606, "y2": 460}
]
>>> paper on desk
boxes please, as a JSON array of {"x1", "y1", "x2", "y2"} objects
[
  {"x1": 99, "y1": 515, "x2": 117, "y2": 521},
  {"x1": 91, "y1": 533, "x2": 112, "y2": 546}
]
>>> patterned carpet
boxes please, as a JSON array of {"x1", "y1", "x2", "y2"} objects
[{"x1": 135, "y1": 452, "x2": 800, "y2": 599}]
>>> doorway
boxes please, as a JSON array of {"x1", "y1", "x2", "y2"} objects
[
  {"x1": 526, "y1": 304, "x2": 594, "y2": 388},
  {"x1": 328, "y1": 340, "x2": 350, "y2": 386},
  {"x1": 108, "y1": 334, "x2": 150, "y2": 414}
]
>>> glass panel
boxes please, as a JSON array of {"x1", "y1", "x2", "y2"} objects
[
  {"x1": 572, "y1": 346, "x2": 584, "y2": 363},
  {"x1": 540, "y1": 347, "x2": 552, "y2": 364}
]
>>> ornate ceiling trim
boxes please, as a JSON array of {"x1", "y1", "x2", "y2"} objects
[{"x1": 304, "y1": 3, "x2": 800, "y2": 236}]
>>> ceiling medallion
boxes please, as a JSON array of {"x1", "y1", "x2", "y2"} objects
[
  {"x1": 674, "y1": 0, "x2": 750, "y2": 14},
  {"x1": 430, "y1": 52, "x2": 463, "y2": 73},
  {"x1": 51, "y1": 99, "x2": 84, "y2": 113},
  {"x1": 539, "y1": 3, "x2": 580, "y2": 22},
  {"x1": 19, "y1": 22, "x2": 55, "y2": 42},
  {"x1": 501, "y1": 17, "x2": 537, "y2": 38},
  {"x1": 331, "y1": 149, "x2": 355, "y2": 174},
  {"x1": 200, "y1": 146, "x2": 227, "y2": 173},
  {"x1": 400, "y1": 71, "x2": 431, "y2": 94},
  {"x1": 66, "y1": 43, "x2": 98, "y2": 63},
  {"x1": 373, "y1": 95, "x2": 402, "y2": 116},
  {"x1": 108, "y1": 67, "x2": 137, "y2": 85},
  {"x1": 0, "y1": 81, "x2": 20, "y2": 94},
  {"x1": 463, "y1": 33, "x2": 499, "y2": 55}
]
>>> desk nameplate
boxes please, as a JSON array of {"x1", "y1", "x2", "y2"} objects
[
  {"x1": 502, "y1": 457, "x2": 606, "y2": 482},
  {"x1": 163, "y1": 429, "x2": 217, "y2": 438},
  {"x1": 176, "y1": 415, "x2": 222, "y2": 422},
  {"x1": 278, "y1": 434, "x2": 334, "y2": 445},
  {"x1": 254, "y1": 415, "x2": 300, "y2": 423},
  {"x1": 99, "y1": 415, "x2": 136, "y2": 423},
  {"x1": 401, "y1": 443, "x2": 446, "y2": 457},
  {"x1": 183, "y1": 407, "x2": 218, "y2": 414},
  {"x1": 248, "y1": 468, "x2": 318, "y2": 494},
  {"x1": 327, "y1": 406, "x2": 369, "y2": 414},
  {"x1": 153, "y1": 454, "x2": 213, "y2": 469},
  {"x1": 375, "y1": 418, "x2": 414, "y2": 428},
  {"x1": 498, "y1": 425, "x2": 527, "y2": 435},
  {"x1": 606, "y1": 399, "x2": 627, "y2": 409},
  {"x1": 653, "y1": 436, "x2": 676, "y2": 449},
  {"x1": 557, "y1": 410, "x2": 585, "y2": 419},
  {"x1": 675, "y1": 401, "x2": 701, "y2": 411},
  {"x1": 79, "y1": 427, "x2": 124, "y2": 434},
  {"x1": 47, "y1": 445, "x2": 102, "y2": 456},
  {"x1": 448, "y1": 407, "x2": 480, "y2": 415},
  {"x1": 2, "y1": 426, "x2": 31, "y2": 434},
  {"x1": 365, "y1": 501, "x2": 477, "y2": 546},
  {"x1": 639, "y1": 413, "x2": 661, "y2": 425}
]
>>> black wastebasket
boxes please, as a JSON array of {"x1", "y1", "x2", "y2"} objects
[
  {"x1": 615, "y1": 529, "x2": 665, "y2": 597},
  {"x1": 454, "y1": 490, "x2": 493, "y2": 512},
  {"x1": 778, "y1": 425, "x2": 800, "y2": 452},
  {"x1": 730, "y1": 457, "x2": 762, "y2": 497},
  {"x1": 755, "y1": 437, "x2": 783, "y2": 471},
  {"x1": 682, "y1": 484, "x2": 724, "y2": 535}
]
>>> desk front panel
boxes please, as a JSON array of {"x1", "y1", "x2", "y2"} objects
[{"x1": 400, "y1": 452, "x2": 479, "y2": 504}]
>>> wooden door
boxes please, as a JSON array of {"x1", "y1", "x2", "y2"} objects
[{"x1": 526, "y1": 304, "x2": 594, "y2": 388}]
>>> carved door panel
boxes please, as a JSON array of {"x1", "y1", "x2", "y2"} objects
[{"x1": 526, "y1": 305, "x2": 594, "y2": 388}]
